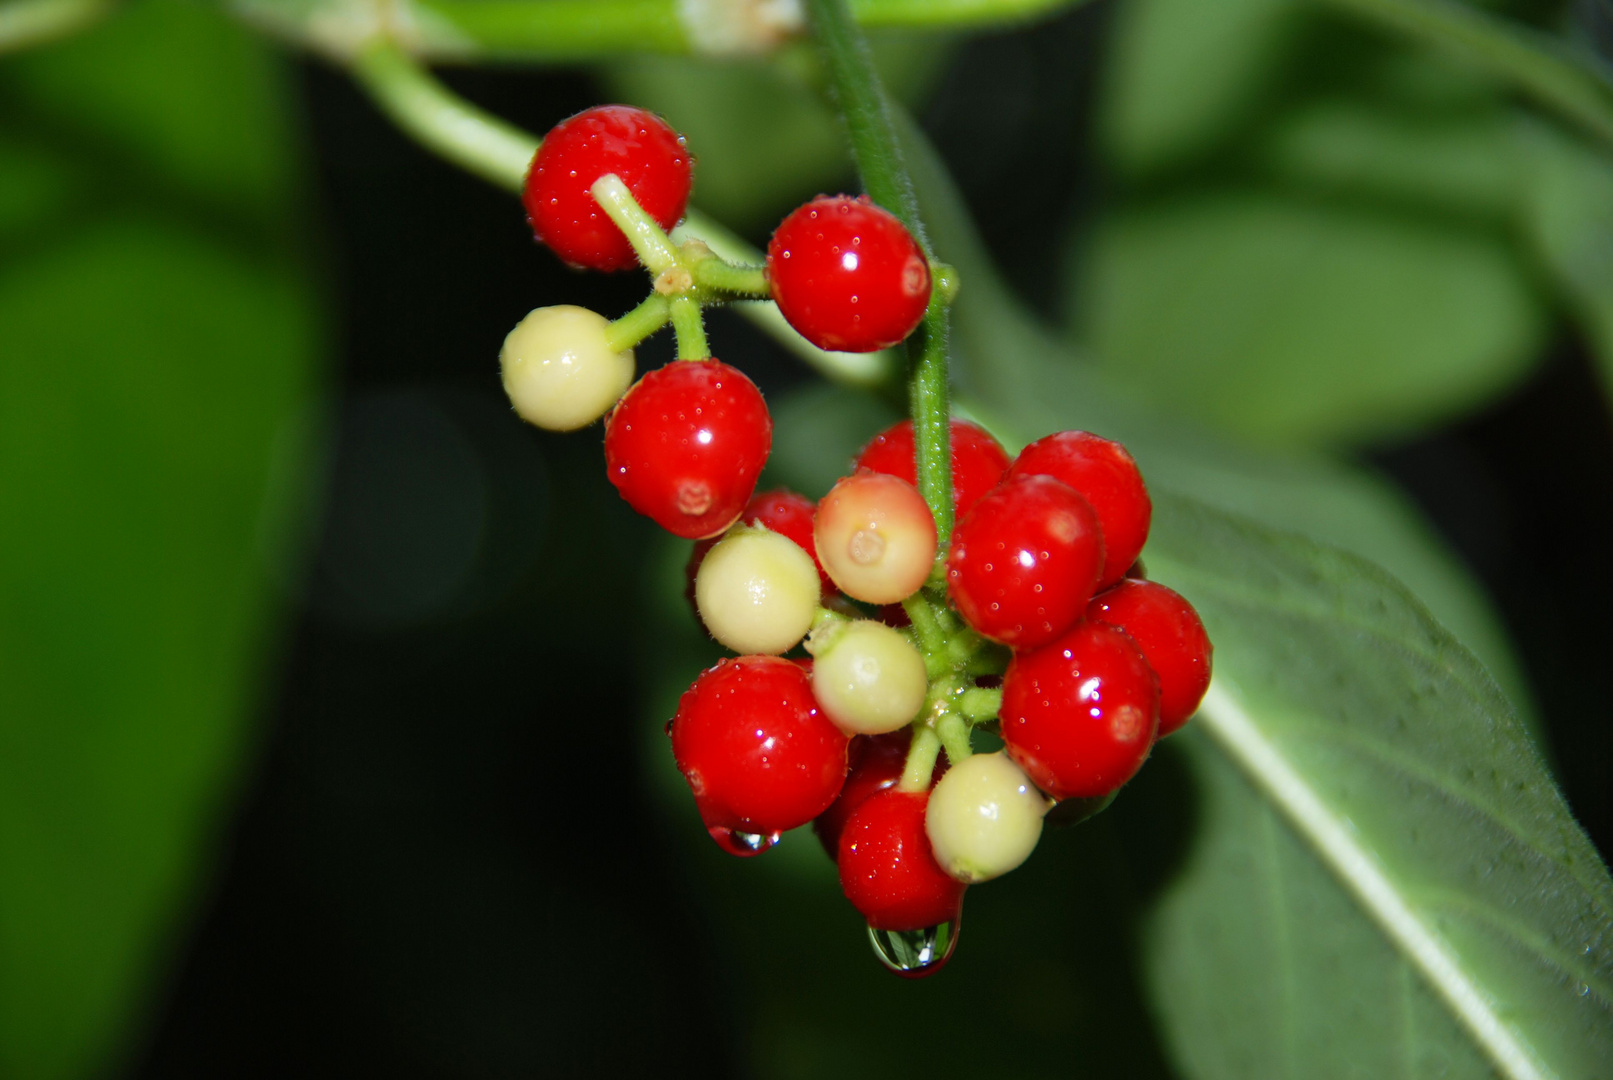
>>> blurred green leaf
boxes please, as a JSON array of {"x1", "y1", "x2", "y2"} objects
[
  {"x1": 1519, "y1": 121, "x2": 1613, "y2": 408},
  {"x1": 1070, "y1": 192, "x2": 1544, "y2": 446},
  {"x1": 1086, "y1": 0, "x2": 1554, "y2": 447},
  {"x1": 1140, "y1": 496, "x2": 1613, "y2": 1080},
  {"x1": 600, "y1": 32, "x2": 953, "y2": 231},
  {"x1": 0, "y1": 1, "x2": 318, "y2": 1075}
]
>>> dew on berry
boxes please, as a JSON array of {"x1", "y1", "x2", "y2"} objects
[
  {"x1": 867, "y1": 920, "x2": 959, "y2": 978},
  {"x1": 815, "y1": 472, "x2": 936, "y2": 604},
  {"x1": 708, "y1": 826, "x2": 781, "y2": 857},
  {"x1": 853, "y1": 418, "x2": 1011, "y2": 519}
]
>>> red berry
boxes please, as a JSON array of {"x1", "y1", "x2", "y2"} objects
[
  {"x1": 1087, "y1": 580, "x2": 1212, "y2": 737},
  {"x1": 946, "y1": 475, "x2": 1105, "y2": 649},
  {"x1": 523, "y1": 105, "x2": 692, "y2": 272},
  {"x1": 685, "y1": 488, "x2": 835, "y2": 614},
  {"x1": 767, "y1": 195, "x2": 931, "y2": 353},
  {"x1": 853, "y1": 419, "x2": 1011, "y2": 519},
  {"x1": 605, "y1": 359, "x2": 771, "y2": 539},
  {"x1": 1001, "y1": 621, "x2": 1160, "y2": 800},
  {"x1": 670, "y1": 656, "x2": 849, "y2": 850},
  {"x1": 838, "y1": 789, "x2": 966, "y2": 932},
  {"x1": 1007, "y1": 432, "x2": 1152, "y2": 590},
  {"x1": 814, "y1": 731, "x2": 911, "y2": 857}
]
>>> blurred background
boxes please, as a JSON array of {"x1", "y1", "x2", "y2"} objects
[{"x1": 1, "y1": 0, "x2": 1610, "y2": 1075}]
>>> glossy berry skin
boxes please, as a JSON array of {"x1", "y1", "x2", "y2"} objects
[
  {"x1": 1007, "y1": 431, "x2": 1152, "y2": 590},
  {"x1": 854, "y1": 419, "x2": 1011, "y2": 519},
  {"x1": 839, "y1": 789, "x2": 966, "y2": 931},
  {"x1": 768, "y1": 195, "x2": 931, "y2": 353},
  {"x1": 1087, "y1": 579, "x2": 1212, "y2": 736},
  {"x1": 946, "y1": 475, "x2": 1105, "y2": 649},
  {"x1": 814, "y1": 472, "x2": 936, "y2": 604},
  {"x1": 814, "y1": 731, "x2": 914, "y2": 857},
  {"x1": 671, "y1": 656, "x2": 849, "y2": 844},
  {"x1": 1001, "y1": 620, "x2": 1160, "y2": 800},
  {"x1": 605, "y1": 359, "x2": 771, "y2": 539},
  {"x1": 524, "y1": 105, "x2": 692, "y2": 272}
]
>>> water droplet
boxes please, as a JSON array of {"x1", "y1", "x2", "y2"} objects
[
  {"x1": 867, "y1": 919, "x2": 959, "y2": 978},
  {"x1": 708, "y1": 826, "x2": 779, "y2": 857}
]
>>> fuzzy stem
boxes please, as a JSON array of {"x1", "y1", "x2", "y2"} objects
[
  {"x1": 605, "y1": 295, "x2": 670, "y2": 352},
  {"x1": 691, "y1": 258, "x2": 770, "y2": 297},
  {"x1": 669, "y1": 296, "x2": 711, "y2": 360},
  {"x1": 897, "y1": 724, "x2": 943, "y2": 792},
  {"x1": 590, "y1": 174, "x2": 680, "y2": 275},
  {"x1": 958, "y1": 686, "x2": 1003, "y2": 723},
  {"x1": 936, "y1": 712, "x2": 974, "y2": 764},
  {"x1": 805, "y1": 0, "x2": 954, "y2": 544}
]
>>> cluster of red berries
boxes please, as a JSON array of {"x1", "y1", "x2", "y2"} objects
[{"x1": 499, "y1": 104, "x2": 1212, "y2": 976}]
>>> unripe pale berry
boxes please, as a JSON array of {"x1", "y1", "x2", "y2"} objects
[
  {"x1": 808, "y1": 619, "x2": 928, "y2": 735},
  {"x1": 499, "y1": 306, "x2": 634, "y2": 431},
  {"x1": 815, "y1": 472, "x2": 936, "y2": 604},
  {"x1": 695, "y1": 526, "x2": 820, "y2": 655},
  {"x1": 924, "y1": 752, "x2": 1048, "y2": 883}
]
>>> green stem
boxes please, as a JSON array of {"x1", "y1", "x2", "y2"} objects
[
  {"x1": 590, "y1": 174, "x2": 681, "y2": 275},
  {"x1": 900, "y1": 595, "x2": 945, "y2": 656},
  {"x1": 805, "y1": 0, "x2": 955, "y2": 545},
  {"x1": 691, "y1": 257, "x2": 770, "y2": 297},
  {"x1": 957, "y1": 686, "x2": 1002, "y2": 723},
  {"x1": 669, "y1": 296, "x2": 711, "y2": 359},
  {"x1": 1319, "y1": 0, "x2": 1613, "y2": 148},
  {"x1": 897, "y1": 724, "x2": 943, "y2": 792},
  {"x1": 404, "y1": 0, "x2": 684, "y2": 59},
  {"x1": 0, "y1": 0, "x2": 115, "y2": 53},
  {"x1": 936, "y1": 712, "x2": 974, "y2": 765},
  {"x1": 348, "y1": 38, "x2": 536, "y2": 193},
  {"x1": 606, "y1": 295, "x2": 670, "y2": 352}
]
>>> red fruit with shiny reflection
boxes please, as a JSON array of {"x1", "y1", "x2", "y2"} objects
[
  {"x1": 1087, "y1": 579, "x2": 1212, "y2": 737},
  {"x1": 1001, "y1": 620, "x2": 1160, "y2": 800},
  {"x1": 946, "y1": 475, "x2": 1105, "y2": 649},
  {"x1": 605, "y1": 359, "x2": 771, "y2": 539},
  {"x1": 670, "y1": 656, "x2": 849, "y2": 848},
  {"x1": 1007, "y1": 431, "x2": 1152, "y2": 590},
  {"x1": 523, "y1": 105, "x2": 692, "y2": 272},
  {"x1": 838, "y1": 789, "x2": 966, "y2": 931},
  {"x1": 854, "y1": 419, "x2": 1011, "y2": 519},
  {"x1": 768, "y1": 195, "x2": 931, "y2": 352},
  {"x1": 814, "y1": 730, "x2": 946, "y2": 857}
]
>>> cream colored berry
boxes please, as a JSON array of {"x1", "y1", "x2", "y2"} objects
[
  {"x1": 814, "y1": 473, "x2": 936, "y2": 604},
  {"x1": 925, "y1": 751, "x2": 1048, "y2": 883},
  {"x1": 695, "y1": 527, "x2": 819, "y2": 655},
  {"x1": 807, "y1": 619, "x2": 928, "y2": 735},
  {"x1": 500, "y1": 305, "x2": 634, "y2": 431}
]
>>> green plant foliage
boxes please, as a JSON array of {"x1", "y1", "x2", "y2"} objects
[
  {"x1": 600, "y1": 32, "x2": 953, "y2": 231},
  {"x1": 1142, "y1": 495, "x2": 1613, "y2": 1079},
  {"x1": 0, "y1": 2, "x2": 318, "y2": 1075},
  {"x1": 1078, "y1": 0, "x2": 1552, "y2": 447}
]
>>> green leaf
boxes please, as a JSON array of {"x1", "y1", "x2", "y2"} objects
[
  {"x1": 1140, "y1": 495, "x2": 1613, "y2": 1080},
  {"x1": 1070, "y1": 192, "x2": 1545, "y2": 446},
  {"x1": 0, "y1": 2, "x2": 319, "y2": 1075}
]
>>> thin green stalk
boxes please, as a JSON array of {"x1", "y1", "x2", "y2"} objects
[
  {"x1": 406, "y1": 0, "x2": 684, "y2": 59},
  {"x1": 691, "y1": 258, "x2": 769, "y2": 297},
  {"x1": 348, "y1": 39, "x2": 536, "y2": 193},
  {"x1": 1320, "y1": 0, "x2": 1613, "y2": 148},
  {"x1": 805, "y1": 0, "x2": 955, "y2": 543},
  {"x1": 897, "y1": 725, "x2": 943, "y2": 792},
  {"x1": 670, "y1": 296, "x2": 710, "y2": 359},
  {"x1": 936, "y1": 712, "x2": 974, "y2": 764},
  {"x1": 958, "y1": 686, "x2": 1002, "y2": 723},
  {"x1": 0, "y1": 0, "x2": 115, "y2": 53},
  {"x1": 606, "y1": 295, "x2": 670, "y2": 352},
  {"x1": 590, "y1": 174, "x2": 680, "y2": 275}
]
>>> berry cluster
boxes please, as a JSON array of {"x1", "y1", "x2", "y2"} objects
[{"x1": 498, "y1": 105, "x2": 1212, "y2": 977}]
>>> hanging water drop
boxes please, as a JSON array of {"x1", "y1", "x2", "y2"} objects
[
  {"x1": 707, "y1": 825, "x2": 780, "y2": 857},
  {"x1": 867, "y1": 919, "x2": 959, "y2": 978}
]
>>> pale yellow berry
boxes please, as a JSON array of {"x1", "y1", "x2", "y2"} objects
[
  {"x1": 807, "y1": 619, "x2": 928, "y2": 735},
  {"x1": 814, "y1": 473, "x2": 936, "y2": 604},
  {"x1": 695, "y1": 527, "x2": 819, "y2": 655},
  {"x1": 925, "y1": 751, "x2": 1048, "y2": 883},
  {"x1": 500, "y1": 305, "x2": 633, "y2": 431}
]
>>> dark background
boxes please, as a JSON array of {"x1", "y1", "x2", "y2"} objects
[{"x1": 130, "y1": 7, "x2": 1613, "y2": 1074}]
